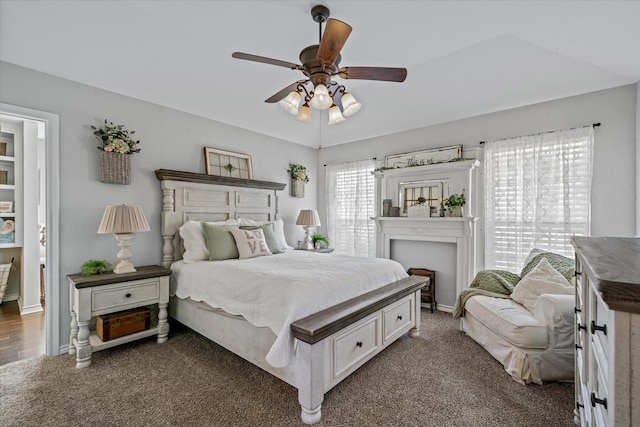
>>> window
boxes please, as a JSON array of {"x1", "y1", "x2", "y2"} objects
[
  {"x1": 484, "y1": 126, "x2": 594, "y2": 271},
  {"x1": 325, "y1": 159, "x2": 376, "y2": 257}
]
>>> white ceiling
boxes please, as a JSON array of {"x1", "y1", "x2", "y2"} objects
[{"x1": 1, "y1": 1, "x2": 639, "y2": 148}]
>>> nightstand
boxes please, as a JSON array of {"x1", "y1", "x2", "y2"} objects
[{"x1": 67, "y1": 265, "x2": 171, "y2": 368}]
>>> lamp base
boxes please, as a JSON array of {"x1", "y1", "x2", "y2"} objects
[
  {"x1": 113, "y1": 233, "x2": 138, "y2": 274},
  {"x1": 302, "y1": 226, "x2": 314, "y2": 250}
]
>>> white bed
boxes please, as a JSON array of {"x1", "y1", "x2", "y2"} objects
[{"x1": 156, "y1": 169, "x2": 427, "y2": 424}]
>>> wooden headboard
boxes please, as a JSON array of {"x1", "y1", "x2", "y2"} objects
[{"x1": 155, "y1": 169, "x2": 286, "y2": 267}]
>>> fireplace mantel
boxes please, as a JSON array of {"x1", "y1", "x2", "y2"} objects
[{"x1": 373, "y1": 159, "x2": 480, "y2": 304}]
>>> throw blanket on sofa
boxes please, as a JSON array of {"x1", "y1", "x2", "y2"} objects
[{"x1": 452, "y1": 270, "x2": 521, "y2": 317}]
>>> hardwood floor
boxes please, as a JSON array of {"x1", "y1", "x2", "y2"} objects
[{"x1": 0, "y1": 300, "x2": 45, "y2": 366}]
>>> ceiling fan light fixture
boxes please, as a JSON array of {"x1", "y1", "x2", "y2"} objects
[
  {"x1": 309, "y1": 84, "x2": 332, "y2": 110},
  {"x1": 296, "y1": 103, "x2": 311, "y2": 122},
  {"x1": 340, "y1": 92, "x2": 361, "y2": 117},
  {"x1": 328, "y1": 103, "x2": 346, "y2": 125},
  {"x1": 279, "y1": 91, "x2": 301, "y2": 115}
]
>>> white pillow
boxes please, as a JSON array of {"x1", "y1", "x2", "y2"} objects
[
  {"x1": 179, "y1": 219, "x2": 237, "y2": 262},
  {"x1": 511, "y1": 257, "x2": 574, "y2": 313},
  {"x1": 237, "y1": 218, "x2": 291, "y2": 251},
  {"x1": 229, "y1": 228, "x2": 272, "y2": 259}
]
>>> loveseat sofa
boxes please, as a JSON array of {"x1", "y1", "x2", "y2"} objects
[{"x1": 454, "y1": 250, "x2": 576, "y2": 385}]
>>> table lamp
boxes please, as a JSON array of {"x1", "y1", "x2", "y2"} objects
[
  {"x1": 97, "y1": 205, "x2": 150, "y2": 274},
  {"x1": 296, "y1": 209, "x2": 321, "y2": 250}
]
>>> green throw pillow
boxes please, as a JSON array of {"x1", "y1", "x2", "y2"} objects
[
  {"x1": 201, "y1": 223, "x2": 239, "y2": 261},
  {"x1": 240, "y1": 224, "x2": 283, "y2": 254},
  {"x1": 520, "y1": 252, "x2": 575, "y2": 281}
]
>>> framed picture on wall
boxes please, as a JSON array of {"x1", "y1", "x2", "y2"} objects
[{"x1": 203, "y1": 147, "x2": 253, "y2": 179}]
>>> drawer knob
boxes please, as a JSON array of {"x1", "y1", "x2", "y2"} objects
[
  {"x1": 590, "y1": 320, "x2": 607, "y2": 335},
  {"x1": 576, "y1": 401, "x2": 584, "y2": 409},
  {"x1": 578, "y1": 323, "x2": 587, "y2": 331},
  {"x1": 125, "y1": 293, "x2": 132, "y2": 298},
  {"x1": 397, "y1": 315, "x2": 403, "y2": 320},
  {"x1": 356, "y1": 341, "x2": 363, "y2": 348},
  {"x1": 574, "y1": 307, "x2": 581, "y2": 313},
  {"x1": 575, "y1": 271, "x2": 582, "y2": 276},
  {"x1": 590, "y1": 392, "x2": 607, "y2": 409},
  {"x1": 575, "y1": 344, "x2": 582, "y2": 350}
]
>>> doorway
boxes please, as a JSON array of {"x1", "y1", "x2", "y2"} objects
[{"x1": 0, "y1": 103, "x2": 60, "y2": 358}]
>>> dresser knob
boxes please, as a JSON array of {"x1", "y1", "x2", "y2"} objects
[
  {"x1": 575, "y1": 344, "x2": 582, "y2": 350},
  {"x1": 576, "y1": 401, "x2": 584, "y2": 409},
  {"x1": 574, "y1": 307, "x2": 581, "y2": 313},
  {"x1": 356, "y1": 341, "x2": 363, "y2": 348},
  {"x1": 590, "y1": 392, "x2": 607, "y2": 409},
  {"x1": 125, "y1": 293, "x2": 132, "y2": 298},
  {"x1": 578, "y1": 323, "x2": 587, "y2": 331},
  {"x1": 397, "y1": 315, "x2": 403, "y2": 320},
  {"x1": 590, "y1": 320, "x2": 607, "y2": 335}
]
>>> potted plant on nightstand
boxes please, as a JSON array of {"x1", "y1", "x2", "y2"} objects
[
  {"x1": 312, "y1": 233, "x2": 328, "y2": 249},
  {"x1": 444, "y1": 192, "x2": 466, "y2": 217}
]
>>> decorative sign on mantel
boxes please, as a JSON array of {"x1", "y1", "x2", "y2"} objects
[{"x1": 384, "y1": 145, "x2": 463, "y2": 169}]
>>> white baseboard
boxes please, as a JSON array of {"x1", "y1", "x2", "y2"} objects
[
  {"x1": 19, "y1": 300, "x2": 44, "y2": 315},
  {"x1": 421, "y1": 302, "x2": 453, "y2": 313}
]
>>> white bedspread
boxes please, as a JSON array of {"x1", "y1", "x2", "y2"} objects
[{"x1": 170, "y1": 250, "x2": 407, "y2": 367}]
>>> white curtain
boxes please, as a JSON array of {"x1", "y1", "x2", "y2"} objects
[
  {"x1": 326, "y1": 159, "x2": 376, "y2": 257},
  {"x1": 484, "y1": 126, "x2": 594, "y2": 272}
]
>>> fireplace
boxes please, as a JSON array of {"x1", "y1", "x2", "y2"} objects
[{"x1": 373, "y1": 159, "x2": 480, "y2": 311}]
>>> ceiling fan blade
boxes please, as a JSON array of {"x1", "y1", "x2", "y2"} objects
[
  {"x1": 232, "y1": 52, "x2": 302, "y2": 70},
  {"x1": 338, "y1": 66, "x2": 407, "y2": 82},
  {"x1": 264, "y1": 81, "x2": 306, "y2": 103},
  {"x1": 317, "y1": 18, "x2": 352, "y2": 64}
]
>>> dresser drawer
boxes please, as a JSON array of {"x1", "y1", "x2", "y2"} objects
[
  {"x1": 589, "y1": 284, "x2": 611, "y2": 362},
  {"x1": 383, "y1": 295, "x2": 413, "y2": 343},
  {"x1": 92, "y1": 279, "x2": 160, "y2": 313},
  {"x1": 331, "y1": 314, "x2": 380, "y2": 380}
]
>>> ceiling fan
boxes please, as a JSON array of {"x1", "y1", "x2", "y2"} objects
[{"x1": 232, "y1": 5, "x2": 407, "y2": 124}]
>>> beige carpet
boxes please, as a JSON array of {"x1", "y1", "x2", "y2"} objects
[{"x1": 0, "y1": 310, "x2": 574, "y2": 426}]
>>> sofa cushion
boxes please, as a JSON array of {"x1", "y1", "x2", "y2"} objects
[
  {"x1": 464, "y1": 295, "x2": 548, "y2": 349},
  {"x1": 512, "y1": 258, "x2": 574, "y2": 313}
]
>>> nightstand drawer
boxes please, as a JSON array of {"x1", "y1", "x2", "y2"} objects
[{"x1": 92, "y1": 280, "x2": 160, "y2": 312}]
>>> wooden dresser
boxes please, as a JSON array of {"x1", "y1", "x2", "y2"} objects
[{"x1": 571, "y1": 236, "x2": 640, "y2": 427}]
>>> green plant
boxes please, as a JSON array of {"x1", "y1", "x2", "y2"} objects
[
  {"x1": 80, "y1": 260, "x2": 113, "y2": 276},
  {"x1": 311, "y1": 233, "x2": 328, "y2": 246},
  {"x1": 288, "y1": 164, "x2": 309, "y2": 182},
  {"x1": 444, "y1": 193, "x2": 466, "y2": 207},
  {"x1": 91, "y1": 119, "x2": 141, "y2": 154}
]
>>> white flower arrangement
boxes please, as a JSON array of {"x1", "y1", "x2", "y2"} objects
[{"x1": 91, "y1": 119, "x2": 141, "y2": 154}]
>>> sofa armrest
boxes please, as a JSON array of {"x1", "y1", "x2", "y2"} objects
[{"x1": 533, "y1": 294, "x2": 575, "y2": 349}]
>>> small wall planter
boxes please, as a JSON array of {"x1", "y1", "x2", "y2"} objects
[
  {"x1": 291, "y1": 179, "x2": 305, "y2": 198},
  {"x1": 99, "y1": 151, "x2": 131, "y2": 185}
]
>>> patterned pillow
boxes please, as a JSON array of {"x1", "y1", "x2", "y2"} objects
[
  {"x1": 240, "y1": 224, "x2": 282, "y2": 254},
  {"x1": 229, "y1": 228, "x2": 272, "y2": 259},
  {"x1": 521, "y1": 252, "x2": 575, "y2": 281}
]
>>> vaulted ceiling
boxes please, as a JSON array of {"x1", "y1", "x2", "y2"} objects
[{"x1": 1, "y1": 1, "x2": 638, "y2": 148}]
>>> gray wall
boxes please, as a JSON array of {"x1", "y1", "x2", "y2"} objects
[
  {"x1": 0, "y1": 61, "x2": 317, "y2": 347},
  {"x1": 318, "y1": 84, "x2": 638, "y2": 256}
]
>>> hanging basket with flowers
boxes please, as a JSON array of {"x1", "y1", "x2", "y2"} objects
[
  {"x1": 91, "y1": 119, "x2": 141, "y2": 185},
  {"x1": 288, "y1": 164, "x2": 309, "y2": 198}
]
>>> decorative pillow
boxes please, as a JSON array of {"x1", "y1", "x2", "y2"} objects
[
  {"x1": 237, "y1": 218, "x2": 291, "y2": 250},
  {"x1": 229, "y1": 228, "x2": 272, "y2": 259},
  {"x1": 240, "y1": 224, "x2": 282, "y2": 254},
  {"x1": 511, "y1": 258, "x2": 574, "y2": 313},
  {"x1": 521, "y1": 252, "x2": 575, "y2": 281},
  {"x1": 201, "y1": 223, "x2": 240, "y2": 261},
  {"x1": 180, "y1": 219, "x2": 238, "y2": 262}
]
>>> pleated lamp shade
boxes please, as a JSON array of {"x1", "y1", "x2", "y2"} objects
[
  {"x1": 296, "y1": 209, "x2": 321, "y2": 227},
  {"x1": 98, "y1": 205, "x2": 150, "y2": 234}
]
